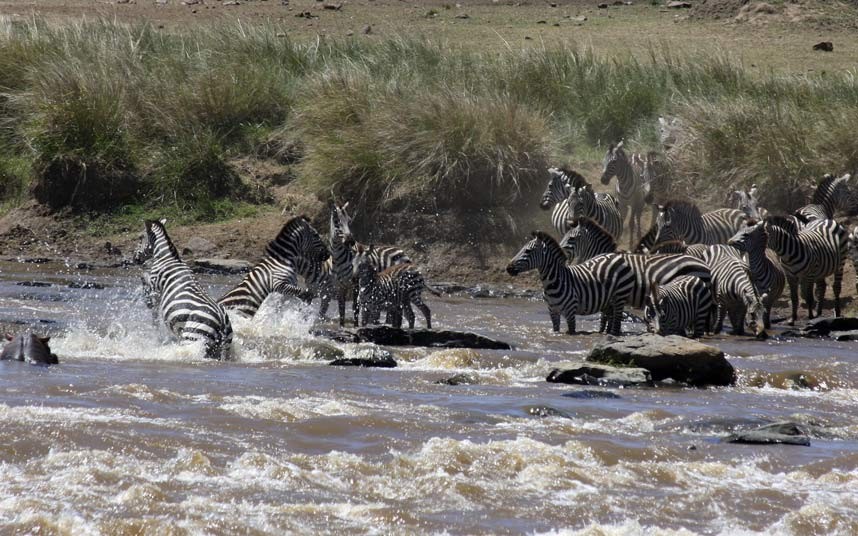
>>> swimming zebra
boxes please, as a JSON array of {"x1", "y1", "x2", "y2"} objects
[
  {"x1": 644, "y1": 276, "x2": 714, "y2": 338},
  {"x1": 567, "y1": 184, "x2": 623, "y2": 241},
  {"x1": 507, "y1": 232, "x2": 635, "y2": 335},
  {"x1": 558, "y1": 218, "x2": 617, "y2": 263},
  {"x1": 133, "y1": 220, "x2": 234, "y2": 360},
  {"x1": 727, "y1": 221, "x2": 786, "y2": 329},
  {"x1": 601, "y1": 142, "x2": 646, "y2": 248},
  {"x1": 354, "y1": 247, "x2": 439, "y2": 329},
  {"x1": 764, "y1": 216, "x2": 847, "y2": 324},
  {"x1": 539, "y1": 167, "x2": 616, "y2": 236},
  {"x1": 726, "y1": 186, "x2": 768, "y2": 221},
  {"x1": 794, "y1": 173, "x2": 851, "y2": 223},
  {"x1": 293, "y1": 256, "x2": 336, "y2": 319},
  {"x1": 700, "y1": 245, "x2": 767, "y2": 338},
  {"x1": 219, "y1": 216, "x2": 330, "y2": 318},
  {"x1": 653, "y1": 200, "x2": 746, "y2": 246},
  {"x1": 329, "y1": 201, "x2": 411, "y2": 326}
]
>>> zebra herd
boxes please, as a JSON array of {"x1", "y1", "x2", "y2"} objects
[
  {"x1": 511, "y1": 142, "x2": 856, "y2": 340},
  {"x1": 133, "y1": 203, "x2": 432, "y2": 360}
]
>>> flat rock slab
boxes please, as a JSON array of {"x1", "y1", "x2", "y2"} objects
[
  {"x1": 317, "y1": 326, "x2": 512, "y2": 350},
  {"x1": 724, "y1": 422, "x2": 811, "y2": 446},
  {"x1": 193, "y1": 258, "x2": 252, "y2": 275},
  {"x1": 329, "y1": 356, "x2": 397, "y2": 368},
  {"x1": 547, "y1": 362, "x2": 653, "y2": 388},
  {"x1": 587, "y1": 334, "x2": 735, "y2": 387}
]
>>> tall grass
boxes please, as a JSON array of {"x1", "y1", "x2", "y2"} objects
[{"x1": 0, "y1": 17, "x2": 857, "y2": 222}]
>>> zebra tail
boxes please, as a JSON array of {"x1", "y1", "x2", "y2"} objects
[{"x1": 424, "y1": 283, "x2": 443, "y2": 297}]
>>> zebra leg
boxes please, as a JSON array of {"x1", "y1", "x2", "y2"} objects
[
  {"x1": 729, "y1": 305, "x2": 746, "y2": 336},
  {"x1": 834, "y1": 263, "x2": 844, "y2": 317},
  {"x1": 402, "y1": 302, "x2": 415, "y2": 329},
  {"x1": 352, "y1": 281, "x2": 360, "y2": 326},
  {"x1": 392, "y1": 306, "x2": 405, "y2": 329},
  {"x1": 786, "y1": 277, "x2": 798, "y2": 325},
  {"x1": 611, "y1": 302, "x2": 624, "y2": 336},
  {"x1": 598, "y1": 312, "x2": 608, "y2": 334},
  {"x1": 337, "y1": 288, "x2": 347, "y2": 327},
  {"x1": 412, "y1": 296, "x2": 432, "y2": 329},
  {"x1": 566, "y1": 314, "x2": 576, "y2": 335},
  {"x1": 714, "y1": 302, "x2": 726, "y2": 334},
  {"x1": 801, "y1": 280, "x2": 814, "y2": 320},
  {"x1": 550, "y1": 309, "x2": 561, "y2": 332},
  {"x1": 814, "y1": 278, "x2": 827, "y2": 319},
  {"x1": 318, "y1": 292, "x2": 331, "y2": 319}
]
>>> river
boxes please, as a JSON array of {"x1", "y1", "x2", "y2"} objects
[{"x1": 0, "y1": 260, "x2": 856, "y2": 535}]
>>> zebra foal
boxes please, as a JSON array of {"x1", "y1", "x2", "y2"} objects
[{"x1": 644, "y1": 276, "x2": 714, "y2": 338}]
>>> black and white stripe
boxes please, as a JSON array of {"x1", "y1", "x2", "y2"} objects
[
  {"x1": 219, "y1": 216, "x2": 330, "y2": 318},
  {"x1": 558, "y1": 218, "x2": 617, "y2": 263},
  {"x1": 539, "y1": 167, "x2": 612, "y2": 236},
  {"x1": 794, "y1": 173, "x2": 851, "y2": 223},
  {"x1": 567, "y1": 185, "x2": 623, "y2": 241},
  {"x1": 506, "y1": 232, "x2": 634, "y2": 335},
  {"x1": 601, "y1": 142, "x2": 646, "y2": 248},
  {"x1": 293, "y1": 256, "x2": 336, "y2": 319},
  {"x1": 644, "y1": 275, "x2": 714, "y2": 338},
  {"x1": 727, "y1": 221, "x2": 786, "y2": 329},
  {"x1": 329, "y1": 201, "x2": 411, "y2": 326},
  {"x1": 700, "y1": 245, "x2": 767, "y2": 337},
  {"x1": 764, "y1": 216, "x2": 847, "y2": 324},
  {"x1": 354, "y1": 249, "x2": 438, "y2": 329},
  {"x1": 654, "y1": 200, "x2": 746, "y2": 246},
  {"x1": 133, "y1": 220, "x2": 233, "y2": 360}
]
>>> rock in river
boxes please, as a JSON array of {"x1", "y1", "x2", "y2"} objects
[
  {"x1": 724, "y1": 422, "x2": 811, "y2": 446},
  {"x1": 546, "y1": 361, "x2": 653, "y2": 388},
  {"x1": 193, "y1": 258, "x2": 252, "y2": 275},
  {"x1": 587, "y1": 334, "x2": 735, "y2": 387},
  {"x1": 330, "y1": 348, "x2": 397, "y2": 368},
  {"x1": 316, "y1": 326, "x2": 512, "y2": 350}
]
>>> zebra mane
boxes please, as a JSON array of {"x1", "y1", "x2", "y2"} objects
[
  {"x1": 145, "y1": 220, "x2": 181, "y2": 259},
  {"x1": 660, "y1": 199, "x2": 699, "y2": 214},
  {"x1": 765, "y1": 215, "x2": 799, "y2": 235},
  {"x1": 556, "y1": 167, "x2": 590, "y2": 189},
  {"x1": 267, "y1": 215, "x2": 312, "y2": 256},
  {"x1": 531, "y1": 230, "x2": 565, "y2": 255},
  {"x1": 810, "y1": 173, "x2": 846, "y2": 205}
]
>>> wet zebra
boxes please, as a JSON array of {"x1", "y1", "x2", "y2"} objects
[
  {"x1": 354, "y1": 247, "x2": 439, "y2": 329},
  {"x1": 329, "y1": 201, "x2": 411, "y2": 326},
  {"x1": 133, "y1": 220, "x2": 233, "y2": 360},
  {"x1": 293, "y1": 256, "x2": 336, "y2": 319},
  {"x1": 700, "y1": 245, "x2": 767, "y2": 338},
  {"x1": 601, "y1": 142, "x2": 646, "y2": 248},
  {"x1": 794, "y1": 173, "x2": 851, "y2": 223},
  {"x1": 727, "y1": 221, "x2": 786, "y2": 329},
  {"x1": 567, "y1": 185, "x2": 623, "y2": 242},
  {"x1": 764, "y1": 216, "x2": 847, "y2": 324},
  {"x1": 506, "y1": 232, "x2": 635, "y2": 335},
  {"x1": 654, "y1": 200, "x2": 746, "y2": 246},
  {"x1": 558, "y1": 218, "x2": 617, "y2": 263},
  {"x1": 219, "y1": 216, "x2": 330, "y2": 318},
  {"x1": 644, "y1": 275, "x2": 714, "y2": 338}
]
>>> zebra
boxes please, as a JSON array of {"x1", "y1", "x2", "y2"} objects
[
  {"x1": 506, "y1": 232, "x2": 634, "y2": 335},
  {"x1": 558, "y1": 218, "x2": 617, "y2": 264},
  {"x1": 601, "y1": 141, "x2": 646, "y2": 248},
  {"x1": 567, "y1": 184, "x2": 623, "y2": 242},
  {"x1": 794, "y1": 173, "x2": 851, "y2": 223},
  {"x1": 293, "y1": 256, "x2": 336, "y2": 319},
  {"x1": 640, "y1": 152, "x2": 671, "y2": 222},
  {"x1": 644, "y1": 276, "x2": 714, "y2": 338},
  {"x1": 727, "y1": 221, "x2": 786, "y2": 329},
  {"x1": 726, "y1": 186, "x2": 768, "y2": 221},
  {"x1": 329, "y1": 201, "x2": 411, "y2": 326},
  {"x1": 353, "y1": 247, "x2": 439, "y2": 329},
  {"x1": 763, "y1": 216, "x2": 847, "y2": 324},
  {"x1": 539, "y1": 167, "x2": 613, "y2": 236},
  {"x1": 133, "y1": 219, "x2": 234, "y2": 360},
  {"x1": 653, "y1": 200, "x2": 746, "y2": 246},
  {"x1": 219, "y1": 216, "x2": 331, "y2": 318},
  {"x1": 848, "y1": 226, "x2": 858, "y2": 297},
  {"x1": 700, "y1": 245, "x2": 767, "y2": 338}
]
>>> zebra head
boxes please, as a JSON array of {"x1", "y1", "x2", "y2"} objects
[
  {"x1": 600, "y1": 141, "x2": 626, "y2": 185},
  {"x1": 352, "y1": 244, "x2": 378, "y2": 287},
  {"x1": 329, "y1": 201, "x2": 354, "y2": 244},
  {"x1": 643, "y1": 286, "x2": 663, "y2": 335},
  {"x1": 727, "y1": 189, "x2": 764, "y2": 220},
  {"x1": 133, "y1": 219, "x2": 173, "y2": 265},
  {"x1": 748, "y1": 292, "x2": 768, "y2": 339},
  {"x1": 506, "y1": 231, "x2": 564, "y2": 276},
  {"x1": 540, "y1": 168, "x2": 569, "y2": 209},
  {"x1": 558, "y1": 222, "x2": 580, "y2": 260},
  {"x1": 727, "y1": 221, "x2": 766, "y2": 253},
  {"x1": 566, "y1": 185, "x2": 595, "y2": 221}
]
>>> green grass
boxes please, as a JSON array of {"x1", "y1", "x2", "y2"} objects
[{"x1": 0, "y1": 17, "x2": 857, "y2": 223}]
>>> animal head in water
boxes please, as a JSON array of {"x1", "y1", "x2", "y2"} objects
[{"x1": 1, "y1": 333, "x2": 59, "y2": 365}]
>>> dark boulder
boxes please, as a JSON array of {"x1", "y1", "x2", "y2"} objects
[
  {"x1": 587, "y1": 334, "x2": 735, "y2": 387},
  {"x1": 317, "y1": 326, "x2": 512, "y2": 350},
  {"x1": 330, "y1": 349, "x2": 397, "y2": 368},
  {"x1": 547, "y1": 362, "x2": 653, "y2": 388},
  {"x1": 561, "y1": 390, "x2": 621, "y2": 399},
  {"x1": 812, "y1": 41, "x2": 833, "y2": 52},
  {"x1": 724, "y1": 422, "x2": 810, "y2": 446},
  {"x1": 193, "y1": 258, "x2": 252, "y2": 275},
  {"x1": 435, "y1": 373, "x2": 479, "y2": 385}
]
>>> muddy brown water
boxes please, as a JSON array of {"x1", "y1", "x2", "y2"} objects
[{"x1": 0, "y1": 260, "x2": 857, "y2": 535}]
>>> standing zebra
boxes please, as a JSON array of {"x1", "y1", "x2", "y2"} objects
[
  {"x1": 653, "y1": 200, "x2": 746, "y2": 246},
  {"x1": 567, "y1": 185, "x2": 623, "y2": 242},
  {"x1": 764, "y1": 216, "x2": 847, "y2": 324},
  {"x1": 539, "y1": 167, "x2": 613, "y2": 236},
  {"x1": 640, "y1": 152, "x2": 671, "y2": 221},
  {"x1": 700, "y1": 245, "x2": 767, "y2": 338},
  {"x1": 601, "y1": 142, "x2": 646, "y2": 248},
  {"x1": 219, "y1": 216, "x2": 331, "y2": 318},
  {"x1": 727, "y1": 222, "x2": 786, "y2": 329},
  {"x1": 133, "y1": 220, "x2": 234, "y2": 360},
  {"x1": 794, "y1": 173, "x2": 851, "y2": 223},
  {"x1": 353, "y1": 246, "x2": 439, "y2": 329},
  {"x1": 644, "y1": 276, "x2": 714, "y2": 338},
  {"x1": 506, "y1": 232, "x2": 634, "y2": 335},
  {"x1": 329, "y1": 201, "x2": 411, "y2": 326}
]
